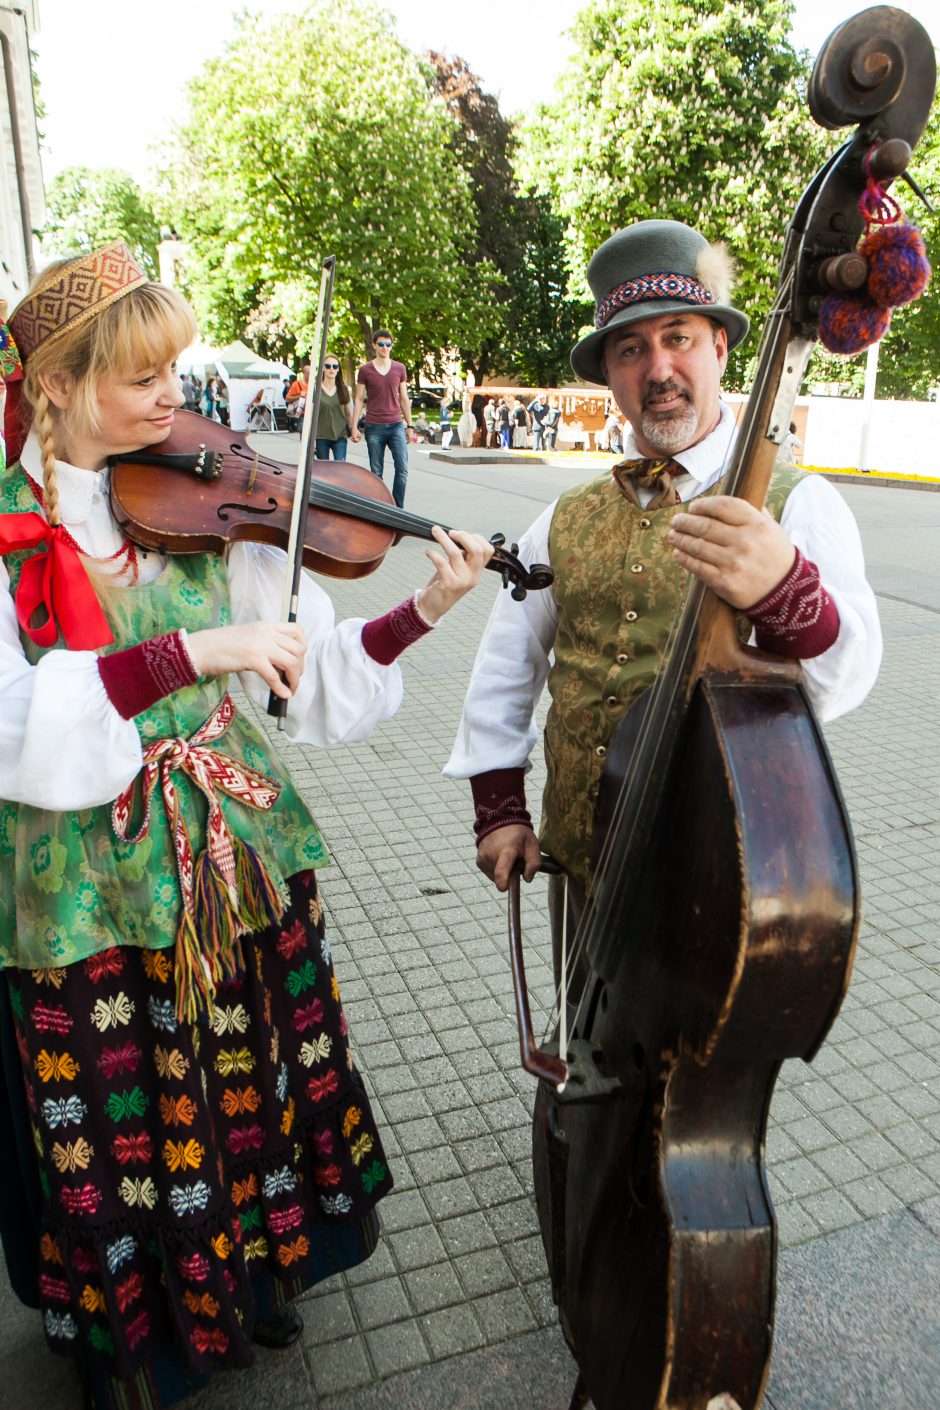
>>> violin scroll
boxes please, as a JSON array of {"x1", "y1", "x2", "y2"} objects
[{"x1": 488, "y1": 533, "x2": 554, "y2": 601}]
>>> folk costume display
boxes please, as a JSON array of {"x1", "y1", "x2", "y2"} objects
[
  {"x1": 445, "y1": 220, "x2": 883, "y2": 891},
  {"x1": 0, "y1": 244, "x2": 491, "y2": 1410}
]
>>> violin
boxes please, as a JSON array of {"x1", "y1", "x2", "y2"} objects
[{"x1": 109, "y1": 410, "x2": 553, "y2": 599}]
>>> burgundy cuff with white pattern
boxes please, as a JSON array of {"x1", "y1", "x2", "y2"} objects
[
  {"x1": 361, "y1": 595, "x2": 433, "y2": 665},
  {"x1": 471, "y1": 768, "x2": 532, "y2": 843},
  {"x1": 746, "y1": 549, "x2": 840, "y2": 659},
  {"x1": 98, "y1": 631, "x2": 199, "y2": 720}
]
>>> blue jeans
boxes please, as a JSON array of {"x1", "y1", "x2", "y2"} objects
[
  {"x1": 500, "y1": 427, "x2": 511, "y2": 449},
  {"x1": 315, "y1": 437, "x2": 347, "y2": 460},
  {"x1": 532, "y1": 427, "x2": 544, "y2": 452},
  {"x1": 363, "y1": 422, "x2": 408, "y2": 507}
]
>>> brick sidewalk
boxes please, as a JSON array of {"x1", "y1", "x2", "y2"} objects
[{"x1": 1, "y1": 448, "x2": 937, "y2": 1410}]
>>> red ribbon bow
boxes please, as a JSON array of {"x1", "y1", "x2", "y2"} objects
[{"x1": 0, "y1": 511, "x2": 114, "y2": 650}]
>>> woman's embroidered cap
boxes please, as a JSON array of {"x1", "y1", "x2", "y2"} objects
[
  {"x1": 570, "y1": 220, "x2": 750, "y2": 385},
  {"x1": 9, "y1": 240, "x2": 148, "y2": 362}
]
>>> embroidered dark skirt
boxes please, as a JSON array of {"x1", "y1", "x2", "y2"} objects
[{"x1": 4, "y1": 870, "x2": 391, "y2": 1403}]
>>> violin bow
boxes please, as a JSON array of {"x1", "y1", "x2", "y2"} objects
[{"x1": 267, "y1": 254, "x2": 337, "y2": 726}]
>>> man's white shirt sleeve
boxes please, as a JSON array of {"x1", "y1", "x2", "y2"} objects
[{"x1": 444, "y1": 475, "x2": 881, "y2": 780}]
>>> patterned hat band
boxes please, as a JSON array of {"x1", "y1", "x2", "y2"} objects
[
  {"x1": 9, "y1": 240, "x2": 148, "y2": 363},
  {"x1": 595, "y1": 272, "x2": 717, "y2": 330}
]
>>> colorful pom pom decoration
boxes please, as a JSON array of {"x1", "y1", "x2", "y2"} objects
[
  {"x1": 818, "y1": 294, "x2": 891, "y2": 356},
  {"x1": 817, "y1": 148, "x2": 932, "y2": 357},
  {"x1": 862, "y1": 222, "x2": 931, "y2": 309}
]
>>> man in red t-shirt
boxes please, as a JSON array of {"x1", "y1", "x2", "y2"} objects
[{"x1": 351, "y1": 330, "x2": 414, "y2": 507}]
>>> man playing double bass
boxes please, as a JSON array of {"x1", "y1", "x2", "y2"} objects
[{"x1": 445, "y1": 219, "x2": 882, "y2": 967}]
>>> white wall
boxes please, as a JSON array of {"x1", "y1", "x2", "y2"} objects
[
  {"x1": 802, "y1": 397, "x2": 940, "y2": 475},
  {"x1": 724, "y1": 393, "x2": 940, "y2": 476},
  {"x1": 0, "y1": 4, "x2": 44, "y2": 308}
]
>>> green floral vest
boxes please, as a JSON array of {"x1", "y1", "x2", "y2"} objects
[
  {"x1": 541, "y1": 463, "x2": 805, "y2": 884},
  {"x1": 0, "y1": 459, "x2": 328, "y2": 971}
]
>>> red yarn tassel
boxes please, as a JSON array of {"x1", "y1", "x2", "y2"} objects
[{"x1": 818, "y1": 149, "x2": 931, "y2": 356}]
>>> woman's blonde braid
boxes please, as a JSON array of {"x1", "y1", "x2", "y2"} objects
[{"x1": 33, "y1": 389, "x2": 61, "y2": 527}]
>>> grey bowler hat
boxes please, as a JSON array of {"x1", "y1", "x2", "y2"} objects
[{"x1": 570, "y1": 220, "x2": 750, "y2": 385}]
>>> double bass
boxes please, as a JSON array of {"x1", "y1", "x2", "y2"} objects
[{"x1": 504, "y1": 8, "x2": 935, "y2": 1408}]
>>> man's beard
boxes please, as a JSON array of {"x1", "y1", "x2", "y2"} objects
[{"x1": 639, "y1": 384, "x2": 698, "y2": 455}]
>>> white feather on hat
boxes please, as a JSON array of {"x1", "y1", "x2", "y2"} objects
[{"x1": 695, "y1": 242, "x2": 736, "y2": 306}]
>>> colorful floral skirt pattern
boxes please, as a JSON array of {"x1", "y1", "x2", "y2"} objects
[{"x1": 7, "y1": 870, "x2": 392, "y2": 1385}]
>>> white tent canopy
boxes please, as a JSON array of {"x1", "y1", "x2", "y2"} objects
[{"x1": 177, "y1": 338, "x2": 292, "y2": 431}]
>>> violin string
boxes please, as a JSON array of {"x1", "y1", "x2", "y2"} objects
[
  {"x1": 224, "y1": 454, "x2": 518, "y2": 580},
  {"x1": 226, "y1": 451, "x2": 440, "y2": 538},
  {"x1": 308, "y1": 479, "x2": 441, "y2": 538}
]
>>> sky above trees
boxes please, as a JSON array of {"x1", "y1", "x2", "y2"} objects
[{"x1": 33, "y1": 0, "x2": 935, "y2": 185}]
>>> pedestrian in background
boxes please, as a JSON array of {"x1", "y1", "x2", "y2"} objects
[
  {"x1": 497, "y1": 397, "x2": 511, "y2": 449},
  {"x1": 180, "y1": 372, "x2": 197, "y2": 413},
  {"x1": 315, "y1": 352, "x2": 353, "y2": 460},
  {"x1": 543, "y1": 396, "x2": 561, "y2": 450},
  {"x1": 511, "y1": 397, "x2": 529, "y2": 448},
  {"x1": 351, "y1": 331, "x2": 414, "y2": 508},
  {"x1": 483, "y1": 398, "x2": 497, "y2": 448},
  {"x1": 528, "y1": 392, "x2": 549, "y2": 451},
  {"x1": 285, "y1": 365, "x2": 309, "y2": 434},
  {"x1": 438, "y1": 389, "x2": 453, "y2": 450}
]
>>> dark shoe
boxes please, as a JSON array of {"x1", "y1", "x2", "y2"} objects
[{"x1": 253, "y1": 1303, "x2": 304, "y2": 1349}]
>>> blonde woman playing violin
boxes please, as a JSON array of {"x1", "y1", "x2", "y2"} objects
[{"x1": 0, "y1": 247, "x2": 491, "y2": 1409}]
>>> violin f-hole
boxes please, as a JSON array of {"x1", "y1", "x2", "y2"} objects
[{"x1": 217, "y1": 499, "x2": 279, "y2": 522}]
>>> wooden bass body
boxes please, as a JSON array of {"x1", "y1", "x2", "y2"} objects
[{"x1": 533, "y1": 677, "x2": 859, "y2": 1409}]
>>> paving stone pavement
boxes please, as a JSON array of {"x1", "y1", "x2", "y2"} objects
[{"x1": 1, "y1": 441, "x2": 937, "y2": 1410}]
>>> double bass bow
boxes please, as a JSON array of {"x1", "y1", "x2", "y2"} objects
[{"x1": 505, "y1": 7, "x2": 935, "y2": 1409}]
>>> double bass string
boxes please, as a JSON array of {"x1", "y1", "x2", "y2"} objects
[{"x1": 540, "y1": 281, "x2": 795, "y2": 1050}]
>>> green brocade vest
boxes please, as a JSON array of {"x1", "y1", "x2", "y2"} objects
[
  {"x1": 0, "y1": 460, "x2": 328, "y2": 971},
  {"x1": 541, "y1": 462, "x2": 806, "y2": 885}
]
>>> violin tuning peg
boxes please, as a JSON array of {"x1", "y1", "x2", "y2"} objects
[
  {"x1": 490, "y1": 532, "x2": 505, "y2": 548},
  {"x1": 511, "y1": 586, "x2": 527, "y2": 602},
  {"x1": 511, "y1": 542, "x2": 520, "y2": 557}
]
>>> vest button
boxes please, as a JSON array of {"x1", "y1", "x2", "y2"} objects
[
  {"x1": 639, "y1": 517, "x2": 651, "y2": 528},
  {"x1": 616, "y1": 652, "x2": 628, "y2": 664},
  {"x1": 630, "y1": 563, "x2": 643, "y2": 574},
  {"x1": 595, "y1": 745, "x2": 607, "y2": 758},
  {"x1": 625, "y1": 611, "x2": 638, "y2": 622}
]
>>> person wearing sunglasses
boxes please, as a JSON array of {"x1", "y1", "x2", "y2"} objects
[
  {"x1": 315, "y1": 353, "x2": 354, "y2": 459},
  {"x1": 351, "y1": 330, "x2": 414, "y2": 507}
]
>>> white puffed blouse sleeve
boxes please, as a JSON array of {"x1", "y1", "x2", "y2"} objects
[
  {"x1": 226, "y1": 540, "x2": 403, "y2": 746},
  {"x1": 0, "y1": 559, "x2": 148, "y2": 810},
  {"x1": 0, "y1": 533, "x2": 402, "y2": 813}
]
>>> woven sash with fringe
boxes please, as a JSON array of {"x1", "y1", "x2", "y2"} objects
[{"x1": 112, "y1": 694, "x2": 285, "y2": 1022}]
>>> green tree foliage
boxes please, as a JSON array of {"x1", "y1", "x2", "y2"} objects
[
  {"x1": 518, "y1": 0, "x2": 828, "y2": 387},
  {"x1": 870, "y1": 97, "x2": 940, "y2": 401},
  {"x1": 424, "y1": 51, "x2": 519, "y2": 381},
  {"x1": 501, "y1": 196, "x2": 593, "y2": 387},
  {"x1": 41, "y1": 167, "x2": 161, "y2": 277},
  {"x1": 163, "y1": 1, "x2": 495, "y2": 371},
  {"x1": 426, "y1": 51, "x2": 591, "y2": 386}
]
